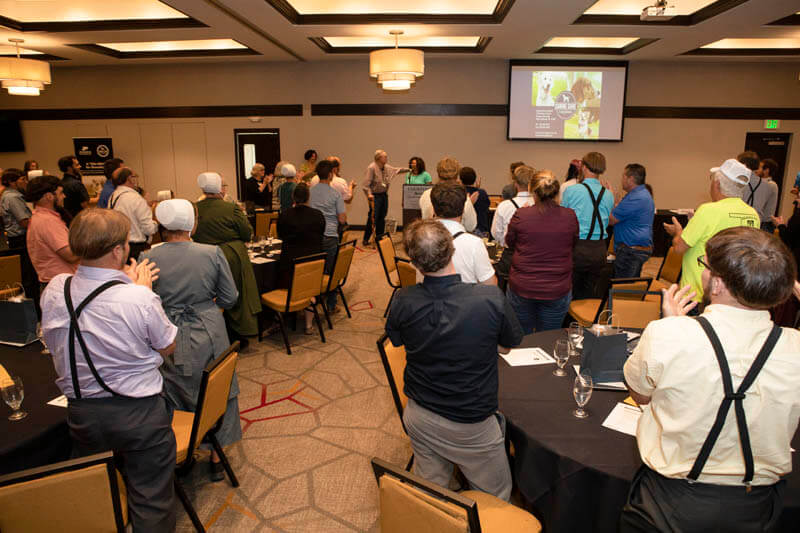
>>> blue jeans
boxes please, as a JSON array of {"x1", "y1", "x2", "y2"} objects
[
  {"x1": 614, "y1": 245, "x2": 651, "y2": 279},
  {"x1": 322, "y1": 236, "x2": 339, "y2": 310},
  {"x1": 507, "y1": 288, "x2": 571, "y2": 335}
]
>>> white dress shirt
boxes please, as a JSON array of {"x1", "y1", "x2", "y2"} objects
[
  {"x1": 439, "y1": 219, "x2": 495, "y2": 284},
  {"x1": 624, "y1": 304, "x2": 800, "y2": 486},
  {"x1": 310, "y1": 175, "x2": 352, "y2": 202},
  {"x1": 491, "y1": 192, "x2": 533, "y2": 247},
  {"x1": 110, "y1": 185, "x2": 158, "y2": 243},
  {"x1": 42, "y1": 265, "x2": 178, "y2": 399},
  {"x1": 419, "y1": 188, "x2": 477, "y2": 232}
]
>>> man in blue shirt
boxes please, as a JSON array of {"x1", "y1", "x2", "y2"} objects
[
  {"x1": 609, "y1": 163, "x2": 655, "y2": 278},
  {"x1": 561, "y1": 152, "x2": 615, "y2": 299},
  {"x1": 310, "y1": 160, "x2": 346, "y2": 313},
  {"x1": 97, "y1": 157, "x2": 123, "y2": 208}
]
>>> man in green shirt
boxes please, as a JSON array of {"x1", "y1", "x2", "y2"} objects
[{"x1": 664, "y1": 159, "x2": 759, "y2": 304}]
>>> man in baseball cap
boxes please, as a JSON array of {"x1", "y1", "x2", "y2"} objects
[{"x1": 663, "y1": 158, "x2": 760, "y2": 307}]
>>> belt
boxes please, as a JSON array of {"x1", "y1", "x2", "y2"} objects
[
  {"x1": 618, "y1": 242, "x2": 653, "y2": 252},
  {"x1": 372, "y1": 191, "x2": 387, "y2": 195}
]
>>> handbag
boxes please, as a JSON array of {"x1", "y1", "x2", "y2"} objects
[{"x1": 0, "y1": 284, "x2": 37, "y2": 346}]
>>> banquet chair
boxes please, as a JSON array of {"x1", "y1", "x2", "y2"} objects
[
  {"x1": 0, "y1": 451, "x2": 128, "y2": 533},
  {"x1": 377, "y1": 234, "x2": 403, "y2": 317},
  {"x1": 259, "y1": 253, "x2": 327, "y2": 354},
  {"x1": 568, "y1": 277, "x2": 652, "y2": 327},
  {"x1": 396, "y1": 257, "x2": 418, "y2": 289},
  {"x1": 320, "y1": 239, "x2": 357, "y2": 328},
  {"x1": 377, "y1": 333, "x2": 414, "y2": 470},
  {"x1": 172, "y1": 342, "x2": 240, "y2": 533},
  {"x1": 371, "y1": 457, "x2": 542, "y2": 533},
  {"x1": 650, "y1": 245, "x2": 683, "y2": 292},
  {"x1": 0, "y1": 255, "x2": 22, "y2": 287},
  {"x1": 609, "y1": 290, "x2": 663, "y2": 329},
  {"x1": 255, "y1": 212, "x2": 278, "y2": 239}
]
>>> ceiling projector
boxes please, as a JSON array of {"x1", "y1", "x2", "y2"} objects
[{"x1": 640, "y1": 1, "x2": 676, "y2": 21}]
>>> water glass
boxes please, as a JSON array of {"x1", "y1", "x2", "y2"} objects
[
  {"x1": 568, "y1": 322, "x2": 582, "y2": 356},
  {"x1": 553, "y1": 340, "x2": 569, "y2": 377},
  {"x1": 573, "y1": 372, "x2": 593, "y2": 419},
  {"x1": 2, "y1": 376, "x2": 27, "y2": 421}
]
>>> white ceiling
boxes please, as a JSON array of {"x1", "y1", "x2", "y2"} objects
[{"x1": 0, "y1": 0, "x2": 797, "y2": 65}]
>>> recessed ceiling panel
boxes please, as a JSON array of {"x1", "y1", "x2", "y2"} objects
[
  {"x1": 286, "y1": 0, "x2": 498, "y2": 15},
  {"x1": 0, "y1": 0, "x2": 187, "y2": 22},
  {"x1": 324, "y1": 36, "x2": 481, "y2": 47},
  {"x1": 97, "y1": 39, "x2": 246, "y2": 53},
  {"x1": 701, "y1": 38, "x2": 800, "y2": 49},
  {"x1": 584, "y1": 0, "x2": 717, "y2": 16},
  {"x1": 546, "y1": 37, "x2": 639, "y2": 48}
]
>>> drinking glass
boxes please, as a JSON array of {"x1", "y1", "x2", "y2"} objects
[
  {"x1": 553, "y1": 340, "x2": 569, "y2": 377},
  {"x1": 568, "y1": 322, "x2": 582, "y2": 357},
  {"x1": 2, "y1": 376, "x2": 27, "y2": 421},
  {"x1": 573, "y1": 372, "x2": 593, "y2": 419}
]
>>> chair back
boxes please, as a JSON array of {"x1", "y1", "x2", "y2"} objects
[
  {"x1": 377, "y1": 334, "x2": 409, "y2": 427},
  {"x1": 607, "y1": 235, "x2": 615, "y2": 255},
  {"x1": 488, "y1": 195, "x2": 502, "y2": 209},
  {"x1": 371, "y1": 457, "x2": 479, "y2": 533},
  {"x1": 0, "y1": 452, "x2": 127, "y2": 532},
  {"x1": 609, "y1": 290, "x2": 663, "y2": 329},
  {"x1": 269, "y1": 219, "x2": 278, "y2": 239},
  {"x1": 327, "y1": 240, "x2": 356, "y2": 292},
  {"x1": 591, "y1": 277, "x2": 653, "y2": 323},
  {"x1": 0, "y1": 255, "x2": 22, "y2": 287},
  {"x1": 287, "y1": 253, "x2": 326, "y2": 307},
  {"x1": 396, "y1": 259, "x2": 417, "y2": 288},
  {"x1": 187, "y1": 343, "x2": 239, "y2": 461},
  {"x1": 657, "y1": 246, "x2": 683, "y2": 284},
  {"x1": 377, "y1": 234, "x2": 397, "y2": 275},
  {"x1": 255, "y1": 212, "x2": 278, "y2": 239}
]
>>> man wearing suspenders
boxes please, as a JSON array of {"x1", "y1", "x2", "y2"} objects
[
  {"x1": 41, "y1": 209, "x2": 178, "y2": 532},
  {"x1": 560, "y1": 152, "x2": 614, "y2": 300},
  {"x1": 621, "y1": 227, "x2": 800, "y2": 532}
]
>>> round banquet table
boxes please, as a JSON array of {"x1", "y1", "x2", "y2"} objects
[
  {"x1": 498, "y1": 328, "x2": 800, "y2": 533},
  {"x1": 0, "y1": 342, "x2": 70, "y2": 475}
]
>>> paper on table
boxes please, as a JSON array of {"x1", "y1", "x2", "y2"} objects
[
  {"x1": 572, "y1": 365, "x2": 627, "y2": 390},
  {"x1": 602, "y1": 402, "x2": 641, "y2": 437},
  {"x1": 250, "y1": 257, "x2": 275, "y2": 264},
  {"x1": 500, "y1": 347, "x2": 555, "y2": 366},
  {"x1": 47, "y1": 395, "x2": 68, "y2": 408}
]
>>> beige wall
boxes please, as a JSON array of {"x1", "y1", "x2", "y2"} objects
[{"x1": 0, "y1": 58, "x2": 798, "y2": 224}]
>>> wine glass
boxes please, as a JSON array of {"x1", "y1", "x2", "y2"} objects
[
  {"x1": 37, "y1": 323, "x2": 50, "y2": 355},
  {"x1": 553, "y1": 340, "x2": 569, "y2": 377},
  {"x1": 573, "y1": 372, "x2": 593, "y2": 419},
  {"x1": 568, "y1": 322, "x2": 582, "y2": 357},
  {"x1": 2, "y1": 376, "x2": 27, "y2": 421}
]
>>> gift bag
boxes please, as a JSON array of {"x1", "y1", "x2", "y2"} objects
[
  {"x1": 579, "y1": 324, "x2": 628, "y2": 385},
  {"x1": 0, "y1": 285, "x2": 38, "y2": 346}
]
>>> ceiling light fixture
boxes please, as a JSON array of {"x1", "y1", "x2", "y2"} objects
[
  {"x1": 369, "y1": 30, "x2": 424, "y2": 91},
  {"x1": 0, "y1": 39, "x2": 51, "y2": 96}
]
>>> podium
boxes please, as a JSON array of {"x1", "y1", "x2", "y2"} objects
[{"x1": 402, "y1": 184, "x2": 432, "y2": 228}]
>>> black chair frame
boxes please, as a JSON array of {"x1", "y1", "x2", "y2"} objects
[
  {"x1": 376, "y1": 333, "x2": 414, "y2": 471},
  {"x1": 376, "y1": 233, "x2": 402, "y2": 317},
  {"x1": 319, "y1": 239, "x2": 357, "y2": 328},
  {"x1": 0, "y1": 451, "x2": 126, "y2": 533},
  {"x1": 588, "y1": 277, "x2": 654, "y2": 324},
  {"x1": 175, "y1": 342, "x2": 241, "y2": 533},
  {"x1": 370, "y1": 457, "x2": 482, "y2": 533}
]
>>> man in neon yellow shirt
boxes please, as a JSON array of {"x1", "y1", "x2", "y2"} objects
[{"x1": 664, "y1": 159, "x2": 759, "y2": 304}]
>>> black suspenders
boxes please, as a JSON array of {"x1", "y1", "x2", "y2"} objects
[
  {"x1": 109, "y1": 190, "x2": 132, "y2": 210},
  {"x1": 452, "y1": 231, "x2": 465, "y2": 239},
  {"x1": 510, "y1": 198, "x2": 520, "y2": 209},
  {"x1": 64, "y1": 276, "x2": 126, "y2": 399},
  {"x1": 581, "y1": 183, "x2": 606, "y2": 240},
  {"x1": 689, "y1": 316, "x2": 782, "y2": 485},
  {"x1": 747, "y1": 177, "x2": 762, "y2": 207}
]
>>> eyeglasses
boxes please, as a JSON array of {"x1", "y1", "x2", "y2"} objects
[{"x1": 697, "y1": 256, "x2": 712, "y2": 271}]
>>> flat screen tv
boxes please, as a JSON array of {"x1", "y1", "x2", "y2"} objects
[
  {"x1": 0, "y1": 117, "x2": 25, "y2": 152},
  {"x1": 507, "y1": 60, "x2": 628, "y2": 142}
]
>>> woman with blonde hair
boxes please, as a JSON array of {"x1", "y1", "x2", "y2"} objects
[{"x1": 505, "y1": 170, "x2": 579, "y2": 333}]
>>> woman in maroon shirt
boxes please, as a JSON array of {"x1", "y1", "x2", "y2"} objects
[{"x1": 505, "y1": 171, "x2": 579, "y2": 333}]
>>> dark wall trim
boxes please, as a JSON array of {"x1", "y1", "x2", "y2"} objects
[
  {"x1": 768, "y1": 14, "x2": 800, "y2": 25},
  {"x1": 311, "y1": 104, "x2": 508, "y2": 116},
  {"x1": 0, "y1": 15, "x2": 206, "y2": 32},
  {"x1": 69, "y1": 43, "x2": 259, "y2": 59},
  {"x1": 573, "y1": 0, "x2": 748, "y2": 26},
  {"x1": 623, "y1": 107, "x2": 800, "y2": 119},
  {"x1": 0, "y1": 105, "x2": 303, "y2": 121},
  {"x1": 308, "y1": 37, "x2": 492, "y2": 54},
  {"x1": 535, "y1": 38, "x2": 658, "y2": 55},
  {"x1": 0, "y1": 53, "x2": 67, "y2": 61},
  {"x1": 263, "y1": 0, "x2": 515, "y2": 24},
  {"x1": 682, "y1": 47, "x2": 800, "y2": 56}
]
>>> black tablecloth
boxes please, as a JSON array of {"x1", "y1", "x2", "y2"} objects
[
  {"x1": 653, "y1": 210, "x2": 689, "y2": 257},
  {"x1": 498, "y1": 329, "x2": 799, "y2": 533},
  {"x1": 0, "y1": 342, "x2": 70, "y2": 475},
  {"x1": 250, "y1": 243, "x2": 281, "y2": 295}
]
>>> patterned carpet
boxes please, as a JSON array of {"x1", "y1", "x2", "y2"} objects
[{"x1": 175, "y1": 233, "x2": 664, "y2": 532}]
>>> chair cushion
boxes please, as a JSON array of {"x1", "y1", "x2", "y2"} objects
[
  {"x1": 462, "y1": 490, "x2": 542, "y2": 533},
  {"x1": 172, "y1": 409, "x2": 195, "y2": 464},
  {"x1": 569, "y1": 299, "x2": 602, "y2": 327},
  {"x1": 261, "y1": 289, "x2": 312, "y2": 313}
]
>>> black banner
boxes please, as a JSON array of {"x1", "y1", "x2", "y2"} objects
[{"x1": 73, "y1": 137, "x2": 113, "y2": 176}]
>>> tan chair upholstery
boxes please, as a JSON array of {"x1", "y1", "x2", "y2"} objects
[
  {"x1": 172, "y1": 344, "x2": 240, "y2": 532},
  {"x1": 378, "y1": 235, "x2": 397, "y2": 274},
  {"x1": 568, "y1": 277, "x2": 653, "y2": 327},
  {"x1": 372, "y1": 457, "x2": 541, "y2": 533},
  {"x1": 255, "y1": 212, "x2": 278, "y2": 239},
  {"x1": 0, "y1": 255, "x2": 22, "y2": 287},
  {"x1": 610, "y1": 290, "x2": 663, "y2": 329},
  {"x1": 396, "y1": 259, "x2": 418, "y2": 288},
  {"x1": 0, "y1": 452, "x2": 127, "y2": 532},
  {"x1": 378, "y1": 335, "x2": 408, "y2": 412},
  {"x1": 658, "y1": 246, "x2": 683, "y2": 285},
  {"x1": 319, "y1": 241, "x2": 357, "y2": 327}
]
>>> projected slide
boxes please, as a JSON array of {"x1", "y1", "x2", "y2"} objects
[{"x1": 508, "y1": 62, "x2": 627, "y2": 141}]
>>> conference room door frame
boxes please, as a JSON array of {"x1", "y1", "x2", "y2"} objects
[
  {"x1": 234, "y1": 128, "x2": 281, "y2": 202},
  {"x1": 744, "y1": 132, "x2": 792, "y2": 215}
]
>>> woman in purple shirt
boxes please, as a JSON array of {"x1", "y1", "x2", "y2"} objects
[{"x1": 506, "y1": 171, "x2": 579, "y2": 333}]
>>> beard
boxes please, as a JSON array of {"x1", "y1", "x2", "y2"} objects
[{"x1": 701, "y1": 277, "x2": 712, "y2": 308}]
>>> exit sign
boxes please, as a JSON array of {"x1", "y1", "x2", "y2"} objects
[{"x1": 765, "y1": 119, "x2": 780, "y2": 129}]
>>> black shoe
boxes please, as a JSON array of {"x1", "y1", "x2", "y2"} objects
[{"x1": 209, "y1": 461, "x2": 225, "y2": 482}]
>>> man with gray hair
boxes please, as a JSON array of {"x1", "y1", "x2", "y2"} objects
[
  {"x1": 244, "y1": 162, "x2": 273, "y2": 209},
  {"x1": 361, "y1": 149, "x2": 408, "y2": 246},
  {"x1": 386, "y1": 219, "x2": 522, "y2": 500},
  {"x1": 664, "y1": 158, "x2": 759, "y2": 305}
]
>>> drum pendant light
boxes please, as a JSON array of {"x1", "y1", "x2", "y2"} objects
[
  {"x1": 0, "y1": 39, "x2": 51, "y2": 96},
  {"x1": 369, "y1": 31, "x2": 424, "y2": 91}
]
